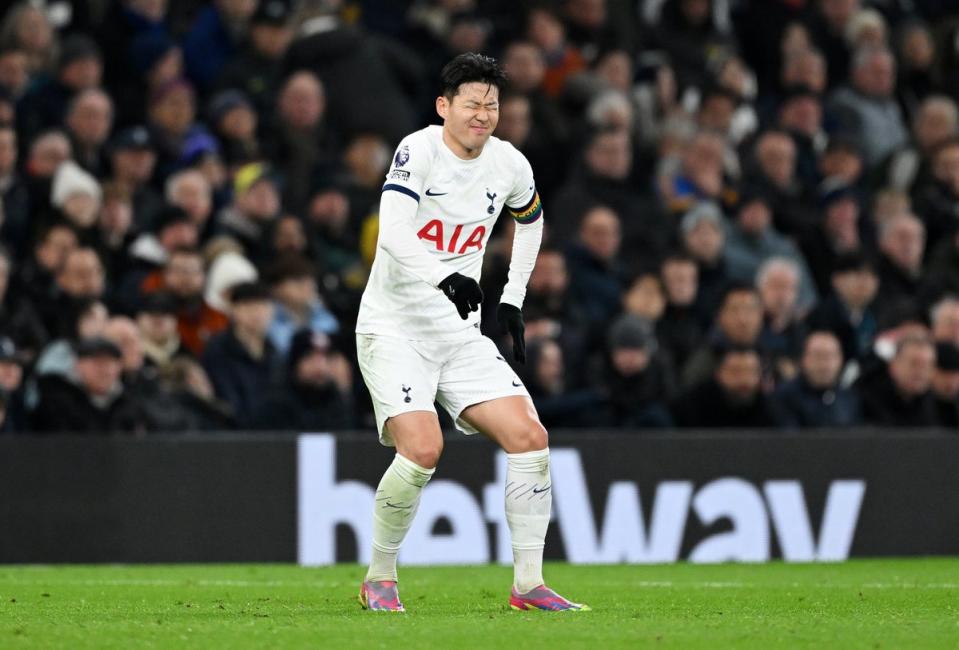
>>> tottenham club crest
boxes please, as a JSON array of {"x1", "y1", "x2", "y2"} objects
[
  {"x1": 394, "y1": 145, "x2": 410, "y2": 168},
  {"x1": 486, "y1": 188, "x2": 497, "y2": 214}
]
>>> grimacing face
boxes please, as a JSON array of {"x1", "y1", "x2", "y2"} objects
[{"x1": 437, "y1": 82, "x2": 500, "y2": 158}]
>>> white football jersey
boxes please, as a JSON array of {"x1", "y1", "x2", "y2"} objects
[{"x1": 356, "y1": 125, "x2": 541, "y2": 341}]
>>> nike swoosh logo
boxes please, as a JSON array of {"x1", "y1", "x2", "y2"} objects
[
  {"x1": 512, "y1": 381, "x2": 522, "y2": 387},
  {"x1": 425, "y1": 188, "x2": 448, "y2": 196},
  {"x1": 532, "y1": 485, "x2": 551, "y2": 494}
]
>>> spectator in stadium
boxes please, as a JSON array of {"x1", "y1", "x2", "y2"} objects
[
  {"x1": 31, "y1": 298, "x2": 109, "y2": 392},
  {"x1": 46, "y1": 247, "x2": 106, "y2": 336},
  {"x1": 930, "y1": 297, "x2": 959, "y2": 347},
  {"x1": 0, "y1": 47, "x2": 29, "y2": 100},
  {"x1": 215, "y1": 162, "x2": 280, "y2": 262},
  {"x1": 874, "y1": 213, "x2": 925, "y2": 318},
  {"x1": 565, "y1": 205, "x2": 626, "y2": 332},
  {"x1": 0, "y1": 336, "x2": 27, "y2": 432},
  {"x1": 680, "y1": 201, "x2": 728, "y2": 319},
  {"x1": 122, "y1": 207, "x2": 199, "y2": 301},
  {"x1": 526, "y1": 5, "x2": 586, "y2": 98},
  {"x1": 22, "y1": 130, "x2": 72, "y2": 215},
  {"x1": 682, "y1": 283, "x2": 765, "y2": 389},
  {"x1": 0, "y1": 124, "x2": 30, "y2": 252},
  {"x1": 0, "y1": 245, "x2": 46, "y2": 363},
  {"x1": 216, "y1": 0, "x2": 293, "y2": 121},
  {"x1": 182, "y1": 0, "x2": 256, "y2": 91},
  {"x1": 913, "y1": 137, "x2": 959, "y2": 248},
  {"x1": 756, "y1": 258, "x2": 807, "y2": 382},
  {"x1": 895, "y1": 20, "x2": 939, "y2": 116},
  {"x1": 829, "y1": 46, "x2": 908, "y2": 168},
  {"x1": 673, "y1": 346, "x2": 777, "y2": 428},
  {"x1": 656, "y1": 252, "x2": 703, "y2": 370},
  {"x1": 772, "y1": 331, "x2": 860, "y2": 428},
  {"x1": 800, "y1": 179, "x2": 863, "y2": 295},
  {"x1": 50, "y1": 160, "x2": 102, "y2": 235},
  {"x1": 202, "y1": 281, "x2": 277, "y2": 428},
  {"x1": 856, "y1": 334, "x2": 939, "y2": 427},
  {"x1": 153, "y1": 355, "x2": 235, "y2": 431},
  {"x1": 602, "y1": 313, "x2": 674, "y2": 428},
  {"x1": 252, "y1": 329, "x2": 353, "y2": 431},
  {"x1": 146, "y1": 78, "x2": 202, "y2": 181},
  {"x1": 107, "y1": 126, "x2": 163, "y2": 232},
  {"x1": 932, "y1": 342, "x2": 959, "y2": 427},
  {"x1": 660, "y1": 129, "x2": 729, "y2": 217},
  {"x1": 207, "y1": 89, "x2": 261, "y2": 169},
  {"x1": 805, "y1": 252, "x2": 879, "y2": 362},
  {"x1": 0, "y1": 4, "x2": 55, "y2": 75},
  {"x1": 17, "y1": 34, "x2": 101, "y2": 141},
  {"x1": 265, "y1": 255, "x2": 339, "y2": 356},
  {"x1": 750, "y1": 127, "x2": 816, "y2": 237},
  {"x1": 165, "y1": 168, "x2": 213, "y2": 239},
  {"x1": 643, "y1": 0, "x2": 736, "y2": 91},
  {"x1": 817, "y1": 134, "x2": 865, "y2": 188},
  {"x1": 149, "y1": 247, "x2": 229, "y2": 357},
  {"x1": 884, "y1": 96, "x2": 957, "y2": 196},
  {"x1": 135, "y1": 293, "x2": 187, "y2": 369},
  {"x1": 31, "y1": 336, "x2": 149, "y2": 434},
  {"x1": 723, "y1": 186, "x2": 818, "y2": 311},
  {"x1": 776, "y1": 85, "x2": 826, "y2": 189},
  {"x1": 65, "y1": 88, "x2": 114, "y2": 177}
]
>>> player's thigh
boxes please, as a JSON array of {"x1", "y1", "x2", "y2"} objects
[
  {"x1": 384, "y1": 410, "x2": 444, "y2": 469},
  {"x1": 356, "y1": 333, "x2": 440, "y2": 448},
  {"x1": 460, "y1": 395, "x2": 548, "y2": 453}
]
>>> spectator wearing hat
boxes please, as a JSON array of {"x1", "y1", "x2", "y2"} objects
[
  {"x1": 856, "y1": 334, "x2": 939, "y2": 427},
  {"x1": 107, "y1": 126, "x2": 163, "y2": 231},
  {"x1": 799, "y1": 177, "x2": 863, "y2": 295},
  {"x1": 202, "y1": 281, "x2": 278, "y2": 427},
  {"x1": 64, "y1": 88, "x2": 114, "y2": 177},
  {"x1": 601, "y1": 314, "x2": 674, "y2": 428},
  {"x1": 267, "y1": 71, "x2": 340, "y2": 215},
  {"x1": 217, "y1": 0, "x2": 293, "y2": 122},
  {"x1": 772, "y1": 331, "x2": 861, "y2": 428},
  {"x1": 932, "y1": 342, "x2": 959, "y2": 427},
  {"x1": 673, "y1": 346, "x2": 778, "y2": 429},
  {"x1": 215, "y1": 162, "x2": 280, "y2": 261},
  {"x1": 208, "y1": 89, "x2": 260, "y2": 169},
  {"x1": 805, "y1": 252, "x2": 879, "y2": 362},
  {"x1": 265, "y1": 256, "x2": 338, "y2": 356},
  {"x1": 252, "y1": 328, "x2": 353, "y2": 431},
  {"x1": 50, "y1": 160, "x2": 102, "y2": 234},
  {"x1": 776, "y1": 85, "x2": 827, "y2": 188},
  {"x1": 0, "y1": 336, "x2": 27, "y2": 432},
  {"x1": 683, "y1": 282, "x2": 767, "y2": 390},
  {"x1": 680, "y1": 201, "x2": 729, "y2": 320},
  {"x1": 135, "y1": 292, "x2": 188, "y2": 369},
  {"x1": 31, "y1": 336, "x2": 149, "y2": 434},
  {"x1": 723, "y1": 184, "x2": 818, "y2": 311},
  {"x1": 17, "y1": 34, "x2": 103, "y2": 143},
  {"x1": 183, "y1": 0, "x2": 256, "y2": 91}
]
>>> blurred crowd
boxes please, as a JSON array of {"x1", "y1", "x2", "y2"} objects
[{"x1": 1, "y1": 0, "x2": 959, "y2": 434}]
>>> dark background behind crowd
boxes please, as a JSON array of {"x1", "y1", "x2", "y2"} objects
[{"x1": 1, "y1": 0, "x2": 959, "y2": 434}]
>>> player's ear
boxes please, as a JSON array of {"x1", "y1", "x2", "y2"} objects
[{"x1": 436, "y1": 96, "x2": 449, "y2": 120}]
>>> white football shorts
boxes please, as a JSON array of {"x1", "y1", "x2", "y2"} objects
[{"x1": 356, "y1": 330, "x2": 530, "y2": 445}]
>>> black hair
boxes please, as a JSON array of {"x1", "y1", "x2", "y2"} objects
[
  {"x1": 718, "y1": 281, "x2": 760, "y2": 307},
  {"x1": 440, "y1": 53, "x2": 508, "y2": 100}
]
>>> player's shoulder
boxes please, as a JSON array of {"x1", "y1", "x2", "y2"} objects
[
  {"x1": 485, "y1": 135, "x2": 530, "y2": 170},
  {"x1": 398, "y1": 125, "x2": 442, "y2": 156}
]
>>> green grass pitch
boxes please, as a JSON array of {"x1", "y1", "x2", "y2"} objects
[{"x1": 2, "y1": 560, "x2": 958, "y2": 649}]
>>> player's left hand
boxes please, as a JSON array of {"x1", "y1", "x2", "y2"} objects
[{"x1": 497, "y1": 303, "x2": 526, "y2": 364}]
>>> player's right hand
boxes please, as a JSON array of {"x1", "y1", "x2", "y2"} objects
[{"x1": 439, "y1": 272, "x2": 484, "y2": 319}]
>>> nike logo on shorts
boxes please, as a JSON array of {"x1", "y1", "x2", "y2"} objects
[{"x1": 512, "y1": 380, "x2": 522, "y2": 387}]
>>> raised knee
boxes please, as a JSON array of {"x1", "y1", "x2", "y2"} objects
[
  {"x1": 405, "y1": 439, "x2": 443, "y2": 469},
  {"x1": 513, "y1": 419, "x2": 548, "y2": 453}
]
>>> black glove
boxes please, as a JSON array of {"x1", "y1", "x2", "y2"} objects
[
  {"x1": 439, "y1": 272, "x2": 484, "y2": 320},
  {"x1": 497, "y1": 303, "x2": 526, "y2": 364}
]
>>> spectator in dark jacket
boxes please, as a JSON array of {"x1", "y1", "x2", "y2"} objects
[
  {"x1": 657, "y1": 252, "x2": 703, "y2": 370},
  {"x1": 202, "y1": 281, "x2": 277, "y2": 427},
  {"x1": 773, "y1": 331, "x2": 861, "y2": 428},
  {"x1": 674, "y1": 346, "x2": 777, "y2": 428},
  {"x1": 252, "y1": 329, "x2": 353, "y2": 431},
  {"x1": 32, "y1": 337, "x2": 148, "y2": 434},
  {"x1": 874, "y1": 213, "x2": 925, "y2": 320},
  {"x1": 182, "y1": 0, "x2": 255, "y2": 91},
  {"x1": 932, "y1": 342, "x2": 959, "y2": 428},
  {"x1": 757, "y1": 257, "x2": 807, "y2": 383},
  {"x1": 805, "y1": 253, "x2": 879, "y2": 362},
  {"x1": 602, "y1": 314, "x2": 674, "y2": 428},
  {"x1": 856, "y1": 334, "x2": 939, "y2": 427},
  {"x1": 680, "y1": 201, "x2": 729, "y2": 320},
  {"x1": 565, "y1": 205, "x2": 626, "y2": 335}
]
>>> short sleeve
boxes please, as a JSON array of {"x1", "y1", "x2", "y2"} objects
[
  {"x1": 382, "y1": 132, "x2": 431, "y2": 203},
  {"x1": 505, "y1": 149, "x2": 542, "y2": 225}
]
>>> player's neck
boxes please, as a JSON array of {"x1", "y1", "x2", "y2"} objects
[{"x1": 441, "y1": 126, "x2": 483, "y2": 161}]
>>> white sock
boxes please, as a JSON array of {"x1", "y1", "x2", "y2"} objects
[
  {"x1": 505, "y1": 448, "x2": 551, "y2": 593},
  {"x1": 366, "y1": 453, "x2": 434, "y2": 582}
]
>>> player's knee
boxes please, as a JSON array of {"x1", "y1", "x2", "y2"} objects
[
  {"x1": 512, "y1": 419, "x2": 548, "y2": 452},
  {"x1": 405, "y1": 439, "x2": 444, "y2": 469}
]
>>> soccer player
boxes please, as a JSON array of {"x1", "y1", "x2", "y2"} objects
[{"x1": 355, "y1": 53, "x2": 589, "y2": 613}]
